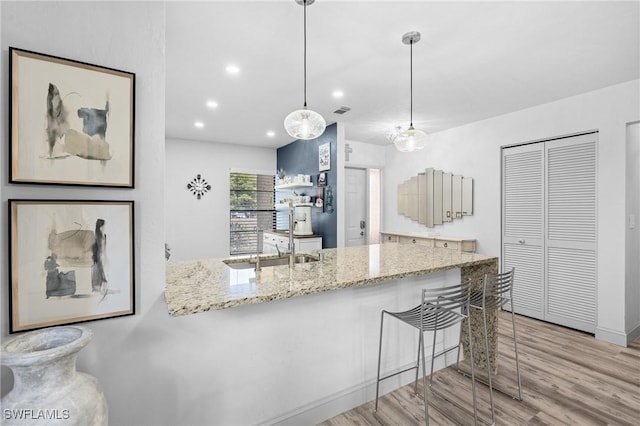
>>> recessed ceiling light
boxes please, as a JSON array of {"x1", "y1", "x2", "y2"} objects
[
  {"x1": 225, "y1": 64, "x2": 240, "y2": 75},
  {"x1": 194, "y1": 121, "x2": 204, "y2": 128},
  {"x1": 266, "y1": 131, "x2": 275, "y2": 138},
  {"x1": 332, "y1": 90, "x2": 344, "y2": 98},
  {"x1": 206, "y1": 100, "x2": 218, "y2": 109}
]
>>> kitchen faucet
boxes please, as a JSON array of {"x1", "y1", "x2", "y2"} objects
[
  {"x1": 253, "y1": 227, "x2": 261, "y2": 271},
  {"x1": 288, "y1": 201, "x2": 295, "y2": 268},
  {"x1": 275, "y1": 202, "x2": 295, "y2": 267}
]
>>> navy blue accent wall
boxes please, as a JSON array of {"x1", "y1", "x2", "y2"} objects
[{"x1": 277, "y1": 123, "x2": 338, "y2": 248}]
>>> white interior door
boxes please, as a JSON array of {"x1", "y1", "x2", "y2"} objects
[
  {"x1": 545, "y1": 134, "x2": 597, "y2": 333},
  {"x1": 502, "y1": 144, "x2": 546, "y2": 319},
  {"x1": 345, "y1": 168, "x2": 367, "y2": 246},
  {"x1": 502, "y1": 133, "x2": 598, "y2": 333}
]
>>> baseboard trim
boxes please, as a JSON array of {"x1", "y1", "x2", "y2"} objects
[
  {"x1": 258, "y1": 359, "x2": 442, "y2": 426},
  {"x1": 595, "y1": 326, "x2": 627, "y2": 346},
  {"x1": 626, "y1": 323, "x2": 640, "y2": 345}
]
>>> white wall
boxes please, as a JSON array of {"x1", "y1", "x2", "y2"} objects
[
  {"x1": 382, "y1": 80, "x2": 640, "y2": 345},
  {"x1": 626, "y1": 122, "x2": 640, "y2": 342},
  {"x1": 336, "y1": 123, "x2": 347, "y2": 247},
  {"x1": 1, "y1": 1, "x2": 166, "y2": 424},
  {"x1": 165, "y1": 138, "x2": 276, "y2": 261},
  {"x1": 344, "y1": 139, "x2": 387, "y2": 169}
]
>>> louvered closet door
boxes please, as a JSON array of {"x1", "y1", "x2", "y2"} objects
[
  {"x1": 502, "y1": 144, "x2": 545, "y2": 319},
  {"x1": 545, "y1": 134, "x2": 597, "y2": 333}
]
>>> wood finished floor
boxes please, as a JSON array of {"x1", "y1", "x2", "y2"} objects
[{"x1": 318, "y1": 312, "x2": 640, "y2": 426}]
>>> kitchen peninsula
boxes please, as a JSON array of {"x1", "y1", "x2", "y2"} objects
[
  {"x1": 165, "y1": 243, "x2": 498, "y2": 368},
  {"x1": 165, "y1": 244, "x2": 495, "y2": 313}
]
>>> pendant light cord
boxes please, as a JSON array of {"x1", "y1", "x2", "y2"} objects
[
  {"x1": 303, "y1": 0, "x2": 308, "y2": 108},
  {"x1": 410, "y1": 40, "x2": 413, "y2": 127}
]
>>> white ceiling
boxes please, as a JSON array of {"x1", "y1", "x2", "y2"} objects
[{"x1": 165, "y1": 1, "x2": 640, "y2": 149}]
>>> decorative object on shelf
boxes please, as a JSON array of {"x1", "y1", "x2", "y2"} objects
[
  {"x1": 187, "y1": 174, "x2": 211, "y2": 199},
  {"x1": 275, "y1": 174, "x2": 312, "y2": 187},
  {"x1": 392, "y1": 32, "x2": 427, "y2": 153},
  {"x1": 319, "y1": 142, "x2": 331, "y2": 171},
  {"x1": 1, "y1": 326, "x2": 108, "y2": 425},
  {"x1": 284, "y1": 0, "x2": 326, "y2": 140},
  {"x1": 315, "y1": 187, "x2": 324, "y2": 208},
  {"x1": 277, "y1": 168, "x2": 286, "y2": 181},
  {"x1": 397, "y1": 168, "x2": 473, "y2": 228},
  {"x1": 8, "y1": 200, "x2": 135, "y2": 333},
  {"x1": 9, "y1": 47, "x2": 135, "y2": 187}
]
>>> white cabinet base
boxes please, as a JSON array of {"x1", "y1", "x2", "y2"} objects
[{"x1": 380, "y1": 232, "x2": 476, "y2": 253}]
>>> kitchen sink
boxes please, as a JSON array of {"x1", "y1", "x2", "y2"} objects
[{"x1": 223, "y1": 254, "x2": 318, "y2": 270}]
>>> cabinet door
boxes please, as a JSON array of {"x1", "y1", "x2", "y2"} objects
[
  {"x1": 381, "y1": 233, "x2": 398, "y2": 243},
  {"x1": 434, "y1": 239, "x2": 459, "y2": 251},
  {"x1": 502, "y1": 143, "x2": 545, "y2": 319}
]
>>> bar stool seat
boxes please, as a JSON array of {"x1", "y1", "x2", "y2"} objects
[{"x1": 374, "y1": 280, "x2": 486, "y2": 425}]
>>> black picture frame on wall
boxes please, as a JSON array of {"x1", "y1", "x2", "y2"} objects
[
  {"x1": 9, "y1": 47, "x2": 135, "y2": 187},
  {"x1": 317, "y1": 172, "x2": 327, "y2": 187},
  {"x1": 8, "y1": 199, "x2": 135, "y2": 333}
]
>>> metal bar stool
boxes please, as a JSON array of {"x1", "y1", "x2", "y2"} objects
[
  {"x1": 374, "y1": 281, "x2": 482, "y2": 425},
  {"x1": 457, "y1": 268, "x2": 523, "y2": 424}
]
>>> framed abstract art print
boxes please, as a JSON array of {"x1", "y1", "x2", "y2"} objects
[
  {"x1": 9, "y1": 200, "x2": 135, "y2": 332},
  {"x1": 9, "y1": 47, "x2": 135, "y2": 187}
]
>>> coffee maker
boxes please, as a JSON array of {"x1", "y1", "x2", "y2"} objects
[{"x1": 293, "y1": 205, "x2": 313, "y2": 235}]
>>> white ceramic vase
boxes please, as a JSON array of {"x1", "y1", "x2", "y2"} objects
[{"x1": 1, "y1": 326, "x2": 108, "y2": 425}]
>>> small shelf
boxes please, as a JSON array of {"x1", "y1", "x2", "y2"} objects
[{"x1": 275, "y1": 182, "x2": 313, "y2": 190}]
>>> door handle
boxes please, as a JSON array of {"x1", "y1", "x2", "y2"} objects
[{"x1": 360, "y1": 220, "x2": 366, "y2": 229}]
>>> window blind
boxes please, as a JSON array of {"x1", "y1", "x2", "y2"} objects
[{"x1": 229, "y1": 173, "x2": 275, "y2": 255}]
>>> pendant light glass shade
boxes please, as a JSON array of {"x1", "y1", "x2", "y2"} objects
[
  {"x1": 285, "y1": 0, "x2": 326, "y2": 140},
  {"x1": 393, "y1": 125, "x2": 427, "y2": 152},
  {"x1": 394, "y1": 31, "x2": 426, "y2": 153},
  {"x1": 285, "y1": 107, "x2": 326, "y2": 140}
]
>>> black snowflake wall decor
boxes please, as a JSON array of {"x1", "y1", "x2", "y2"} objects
[{"x1": 187, "y1": 174, "x2": 211, "y2": 199}]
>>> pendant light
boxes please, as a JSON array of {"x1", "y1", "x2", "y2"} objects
[
  {"x1": 284, "y1": 0, "x2": 326, "y2": 140},
  {"x1": 394, "y1": 31, "x2": 427, "y2": 153}
]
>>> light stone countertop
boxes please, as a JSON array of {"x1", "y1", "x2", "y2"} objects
[{"x1": 164, "y1": 243, "x2": 497, "y2": 316}]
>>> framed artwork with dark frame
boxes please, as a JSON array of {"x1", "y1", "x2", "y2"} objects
[
  {"x1": 9, "y1": 199, "x2": 135, "y2": 333},
  {"x1": 317, "y1": 172, "x2": 327, "y2": 187},
  {"x1": 9, "y1": 47, "x2": 135, "y2": 187}
]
